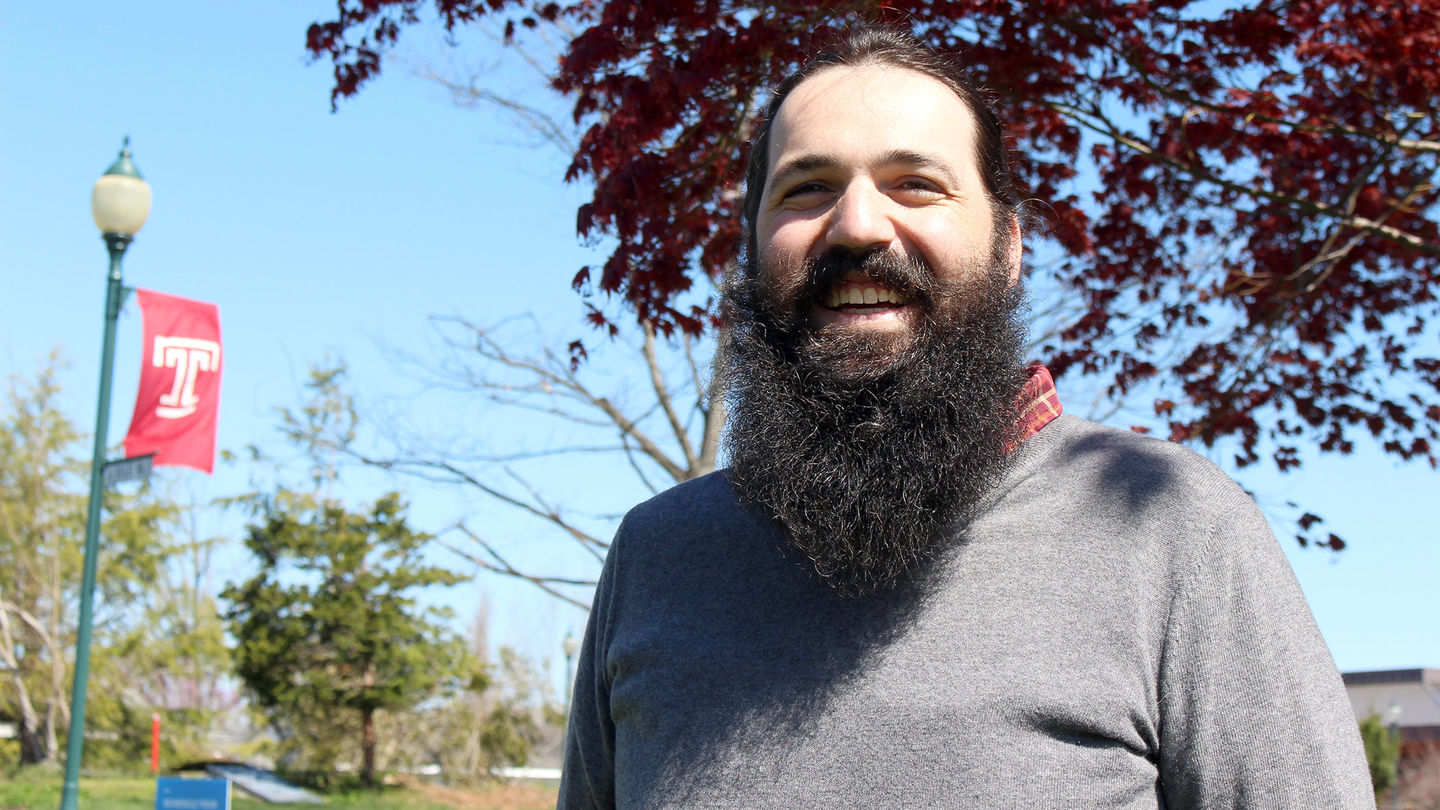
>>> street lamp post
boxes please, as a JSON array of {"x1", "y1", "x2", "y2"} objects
[
  {"x1": 562, "y1": 631, "x2": 581, "y2": 715},
  {"x1": 59, "y1": 138, "x2": 152, "y2": 810},
  {"x1": 1387, "y1": 701, "x2": 1403, "y2": 810}
]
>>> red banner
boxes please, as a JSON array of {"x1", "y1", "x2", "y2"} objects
[{"x1": 123, "y1": 289, "x2": 222, "y2": 473}]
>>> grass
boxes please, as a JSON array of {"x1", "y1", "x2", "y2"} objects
[{"x1": 0, "y1": 767, "x2": 558, "y2": 810}]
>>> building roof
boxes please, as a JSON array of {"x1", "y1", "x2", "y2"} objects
[
  {"x1": 1343, "y1": 668, "x2": 1440, "y2": 736},
  {"x1": 1343, "y1": 668, "x2": 1440, "y2": 687}
]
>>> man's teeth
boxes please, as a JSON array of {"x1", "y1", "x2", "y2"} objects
[{"x1": 824, "y1": 285, "x2": 908, "y2": 308}]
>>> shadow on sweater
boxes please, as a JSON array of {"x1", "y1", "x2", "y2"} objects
[{"x1": 1062, "y1": 429, "x2": 1184, "y2": 513}]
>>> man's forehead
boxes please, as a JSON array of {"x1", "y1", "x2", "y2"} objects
[{"x1": 766, "y1": 63, "x2": 982, "y2": 176}]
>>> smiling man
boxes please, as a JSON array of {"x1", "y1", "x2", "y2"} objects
[{"x1": 559, "y1": 27, "x2": 1373, "y2": 810}]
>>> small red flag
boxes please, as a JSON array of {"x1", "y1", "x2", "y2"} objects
[{"x1": 123, "y1": 289, "x2": 222, "y2": 473}]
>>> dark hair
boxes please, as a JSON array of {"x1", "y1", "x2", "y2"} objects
[{"x1": 742, "y1": 27, "x2": 1020, "y2": 261}]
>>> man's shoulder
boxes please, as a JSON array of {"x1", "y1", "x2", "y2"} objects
[
  {"x1": 624, "y1": 469, "x2": 738, "y2": 521},
  {"x1": 1028, "y1": 414, "x2": 1259, "y2": 522},
  {"x1": 1041, "y1": 413, "x2": 1240, "y2": 485},
  {"x1": 1006, "y1": 414, "x2": 1284, "y2": 593},
  {"x1": 605, "y1": 470, "x2": 780, "y2": 584},
  {"x1": 614, "y1": 470, "x2": 754, "y2": 547}
]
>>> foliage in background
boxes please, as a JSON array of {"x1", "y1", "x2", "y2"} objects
[
  {"x1": 0, "y1": 354, "x2": 228, "y2": 769},
  {"x1": 106, "y1": 489, "x2": 239, "y2": 765},
  {"x1": 0, "y1": 355, "x2": 83, "y2": 765},
  {"x1": 309, "y1": 0, "x2": 1439, "y2": 551},
  {"x1": 1393, "y1": 745, "x2": 1440, "y2": 810},
  {"x1": 229, "y1": 362, "x2": 556, "y2": 783},
  {"x1": 221, "y1": 490, "x2": 468, "y2": 786},
  {"x1": 383, "y1": 603, "x2": 560, "y2": 785},
  {"x1": 1360, "y1": 711, "x2": 1402, "y2": 797}
]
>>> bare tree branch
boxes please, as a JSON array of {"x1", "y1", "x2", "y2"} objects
[
  {"x1": 325, "y1": 315, "x2": 728, "y2": 608},
  {"x1": 697, "y1": 340, "x2": 727, "y2": 476},
  {"x1": 439, "y1": 524, "x2": 594, "y2": 610},
  {"x1": 619, "y1": 432, "x2": 663, "y2": 496},
  {"x1": 417, "y1": 70, "x2": 578, "y2": 154},
  {"x1": 354, "y1": 452, "x2": 609, "y2": 555},
  {"x1": 642, "y1": 319, "x2": 700, "y2": 473}
]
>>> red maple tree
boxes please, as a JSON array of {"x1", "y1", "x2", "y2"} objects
[{"x1": 307, "y1": 1, "x2": 1439, "y2": 549}]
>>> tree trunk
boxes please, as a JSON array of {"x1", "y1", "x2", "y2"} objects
[
  {"x1": 9, "y1": 668, "x2": 48, "y2": 763},
  {"x1": 44, "y1": 704, "x2": 58, "y2": 761},
  {"x1": 361, "y1": 706, "x2": 376, "y2": 787},
  {"x1": 18, "y1": 720, "x2": 46, "y2": 764},
  {"x1": 13, "y1": 675, "x2": 49, "y2": 764},
  {"x1": 0, "y1": 604, "x2": 51, "y2": 763}
]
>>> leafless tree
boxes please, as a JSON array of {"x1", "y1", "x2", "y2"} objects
[{"x1": 284, "y1": 314, "x2": 723, "y2": 609}]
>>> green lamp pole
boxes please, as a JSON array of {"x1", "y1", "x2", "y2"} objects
[
  {"x1": 562, "y1": 630, "x2": 580, "y2": 716},
  {"x1": 59, "y1": 139, "x2": 152, "y2": 810}
]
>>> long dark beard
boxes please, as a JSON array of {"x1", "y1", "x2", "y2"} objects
[{"x1": 722, "y1": 248, "x2": 1030, "y2": 596}]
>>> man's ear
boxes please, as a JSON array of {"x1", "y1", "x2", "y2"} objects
[{"x1": 1005, "y1": 215, "x2": 1022, "y2": 287}]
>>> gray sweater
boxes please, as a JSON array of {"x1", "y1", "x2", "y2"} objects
[{"x1": 559, "y1": 415, "x2": 1374, "y2": 808}]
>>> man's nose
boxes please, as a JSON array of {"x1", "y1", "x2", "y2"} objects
[{"x1": 824, "y1": 183, "x2": 897, "y2": 251}]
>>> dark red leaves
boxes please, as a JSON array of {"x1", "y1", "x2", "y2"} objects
[{"x1": 308, "y1": 0, "x2": 1440, "y2": 537}]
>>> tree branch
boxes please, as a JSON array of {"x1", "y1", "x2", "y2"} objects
[
  {"x1": 439, "y1": 525, "x2": 594, "y2": 610},
  {"x1": 1044, "y1": 100, "x2": 1440, "y2": 256},
  {"x1": 347, "y1": 452, "x2": 608, "y2": 556},
  {"x1": 642, "y1": 319, "x2": 700, "y2": 473}
]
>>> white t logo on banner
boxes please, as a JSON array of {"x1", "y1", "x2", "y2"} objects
[
  {"x1": 152, "y1": 336, "x2": 221, "y2": 419},
  {"x1": 125, "y1": 289, "x2": 223, "y2": 474}
]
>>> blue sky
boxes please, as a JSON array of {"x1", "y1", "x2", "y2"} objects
[{"x1": 2, "y1": 1, "x2": 1435, "y2": 700}]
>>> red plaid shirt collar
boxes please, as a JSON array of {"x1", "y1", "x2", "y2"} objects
[{"x1": 1009, "y1": 363, "x2": 1063, "y2": 450}]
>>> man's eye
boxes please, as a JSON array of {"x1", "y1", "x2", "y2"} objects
[
  {"x1": 783, "y1": 182, "x2": 829, "y2": 199},
  {"x1": 895, "y1": 178, "x2": 942, "y2": 194}
]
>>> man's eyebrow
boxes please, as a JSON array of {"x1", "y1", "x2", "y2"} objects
[
  {"x1": 877, "y1": 149, "x2": 961, "y2": 186},
  {"x1": 767, "y1": 149, "x2": 961, "y2": 196},
  {"x1": 767, "y1": 154, "x2": 839, "y2": 197}
]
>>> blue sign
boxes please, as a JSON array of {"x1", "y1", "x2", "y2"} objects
[{"x1": 155, "y1": 777, "x2": 230, "y2": 810}]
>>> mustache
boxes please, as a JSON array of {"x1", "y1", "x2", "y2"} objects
[{"x1": 797, "y1": 248, "x2": 937, "y2": 308}]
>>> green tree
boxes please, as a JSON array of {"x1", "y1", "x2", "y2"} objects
[
  {"x1": 378, "y1": 601, "x2": 559, "y2": 784},
  {"x1": 221, "y1": 491, "x2": 467, "y2": 786},
  {"x1": 0, "y1": 353, "x2": 187, "y2": 768},
  {"x1": 108, "y1": 514, "x2": 236, "y2": 764},
  {"x1": 0, "y1": 356, "x2": 83, "y2": 765},
  {"x1": 1360, "y1": 712, "x2": 1402, "y2": 798}
]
